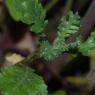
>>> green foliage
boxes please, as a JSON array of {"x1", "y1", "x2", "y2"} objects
[
  {"x1": 49, "y1": 90, "x2": 66, "y2": 95},
  {"x1": 57, "y1": 12, "x2": 80, "y2": 38},
  {"x1": 4, "y1": 0, "x2": 95, "y2": 92},
  {"x1": 39, "y1": 11, "x2": 95, "y2": 60},
  {"x1": 78, "y1": 31, "x2": 95, "y2": 56},
  {"x1": 40, "y1": 12, "x2": 80, "y2": 60},
  {"x1": 5, "y1": 0, "x2": 47, "y2": 34},
  {"x1": 0, "y1": 65, "x2": 47, "y2": 95}
]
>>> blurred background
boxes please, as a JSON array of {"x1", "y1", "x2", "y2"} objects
[{"x1": 0, "y1": 0, "x2": 95, "y2": 95}]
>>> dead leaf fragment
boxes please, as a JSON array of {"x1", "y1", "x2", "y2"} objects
[{"x1": 5, "y1": 53, "x2": 25, "y2": 65}]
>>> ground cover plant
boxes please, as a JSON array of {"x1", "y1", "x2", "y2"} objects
[{"x1": 0, "y1": 0, "x2": 95, "y2": 95}]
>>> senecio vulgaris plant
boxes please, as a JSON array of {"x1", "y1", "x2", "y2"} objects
[{"x1": 0, "y1": 0, "x2": 95, "y2": 95}]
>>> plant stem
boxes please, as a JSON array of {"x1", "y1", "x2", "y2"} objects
[
  {"x1": 61, "y1": 0, "x2": 73, "y2": 15},
  {"x1": 45, "y1": 0, "x2": 59, "y2": 11},
  {"x1": 19, "y1": 50, "x2": 39, "y2": 66}
]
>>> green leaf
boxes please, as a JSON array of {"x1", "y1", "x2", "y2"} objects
[
  {"x1": 5, "y1": 0, "x2": 47, "y2": 34},
  {"x1": 58, "y1": 12, "x2": 80, "y2": 38},
  {"x1": 40, "y1": 12, "x2": 80, "y2": 60},
  {"x1": 0, "y1": 65, "x2": 47, "y2": 95},
  {"x1": 78, "y1": 31, "x2": 95, "y2": 55}
]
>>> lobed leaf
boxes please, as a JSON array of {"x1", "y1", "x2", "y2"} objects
[
  {"x1": 5, "y1": 0, "x2": 47, "y2": 34},
  {"x1": 40, "y1": 12, "x2": 80, "y2": 60},
  {"x1": 0, "y1": 65, "x2": 47, "y2": 95},
  {"x1": 78, "y1": 31, "x2": 95, "y2": 55}
]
